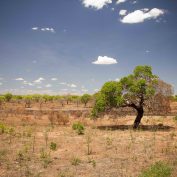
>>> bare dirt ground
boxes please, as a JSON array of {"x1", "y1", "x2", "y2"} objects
[{"x1": 0, "y1": 102, "x2": 177, "y2": 177}]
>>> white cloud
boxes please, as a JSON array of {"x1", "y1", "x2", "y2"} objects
[
  {"x1": 121, "y1": 8, "x2": 165, "y2": 24},
  {"x1": 32, "y1": 27, "x2": 38, "y2": 30},
  {"x1": 119, "y1": 9, "x2": 127, "y2": 16},
  {"x1": 81, "y1": 89, "x2": 88, "y2": 92},
  {"x1": 0, "y1": 83, "x2": 2, "y2": 86},
  {"x1": 23, "y1": 82, "x2": 34, "y2": 86},
  {"x1": 132, "y1": 0, "x2": 137, "y2": 4},
  {"x1": 82, "y1": 0, "x2": 112, "y2": 10},
  {"x1": 15, "y1": 78, "x2": 24, "y2": 81},
  {"x1": 34, "y1": 77, "x2": 45, "y2": 83},
  {"x1": 94, "y1": 88, "x2": 99, "y2": 91},
  {"x1": 92, "y1": 56, "x2": 117, "y2": 65},
  {"x1": 41, "y1": 28, "x2": 55, "y2": 33},
  {"x1": 32, "y1": 27, "x2": 55, "y2": 33},
  {"x1": 115, "y1": 78, "x2": 120, "y2": 81},
  {"x1": 51, "y1": 78, "x2": 58, "y2": 81},
  {"x1": 45, "y1": 84, "x2": 52, "y2": 88},
  {"x1": 68, "y1": 84, "x2": 77, "y2": 88},
  {"x1": 116, "y1": 0, "x2": 127, "y2": 4}
]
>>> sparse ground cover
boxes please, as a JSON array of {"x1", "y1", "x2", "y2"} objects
[{"x1": 0, "y1": 103, "x2": 177, "y2": 177}]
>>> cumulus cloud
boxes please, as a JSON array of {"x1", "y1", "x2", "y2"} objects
[
  {"x1": 119, "y1": 9, "x2": 127, "y2": 16},
  {"x1": 51, "y1": 78, "x2": 58, "y2": 81},
  {"x1": 15, "y1": 78, "x2": 24, "y2": 81},
  {"x1": 120, "y1": 8, "x2": 165, "y2": 24},
  {"x1": 32, "y1": 27, "x2": 55, "y2": 33},
  {"x1": 116, "y1": 0, "x2": 127, "y2": 4},
  {"x1": 82, "y1": 0, "x2": 112, "y2": 10},
  {"x1": 34, "y1": 77, "x2": 45, "y2": 83},
  {"x1": 92, "y1": 56, "x2": 117, "y2": 65}
]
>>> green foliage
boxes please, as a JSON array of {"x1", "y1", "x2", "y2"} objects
[
  {"x1": 81, "y1": 94, "x2": 91, "y2": 106},
  {"x1": 72, "y1": 122, "x2": 85, "y2": 135},
  {"x1": 0, "y1": 122, "x2": 15, "y2": 135},
  {"x1": 40, "y1": 148, "x2": 52, "y2": 168},
  {"x1": 92, "y1": 65, "x2": 158, "y2": 117},
  {"x1": 0, "y1": 95, "x2": 5, "y2": 103},
  {"x1": 50, "y1": 142, "x2": 57, "y2": 151},
  {"x1": 4, "y1": 93, "x2": 13, "y2": 102},
  {"x1": 91, "y1": 93, "x2": 106, "y2": 117},
  {"x1": 139, "y1": 161, "x2": 172, "y2": 177}
]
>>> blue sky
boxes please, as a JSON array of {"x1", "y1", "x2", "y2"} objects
[{"x1": 0, "y1": 0, "x2": 177, "y2": 95}]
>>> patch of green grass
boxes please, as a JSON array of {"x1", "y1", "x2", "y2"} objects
[
  {"x1": 139, "y1": 161, "x2": 172, "y2": 177},
  {"x1": 72, "y1": 122, "x2": 85, "y2": 135}
]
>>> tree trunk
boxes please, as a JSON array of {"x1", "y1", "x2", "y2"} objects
[{"x1": 133, "y1": 107, "x2": 144, "y2": 129}]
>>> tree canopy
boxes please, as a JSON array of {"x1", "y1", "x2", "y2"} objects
[{"x1": 92, "y1": 65, "x2": 172, "y2": 128}]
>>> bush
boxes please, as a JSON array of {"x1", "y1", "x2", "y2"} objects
[
  {"x1": 56, "y1": 112, "x2": 69, "y2": 125},
  {"x1": 71, "y1": 157, "x2": 81, "y2": 166},
  {"x1": 139, "y1": 161, "x2": 172, "y2": 177},
  {"x1": 50, "y1": 142, "x2": 57, "y2": 151},
  {"x1": 4, "y1": 93, "x2": 13, "y2": 102},
  {"x1": 72, "y1": 122, "x2": 85, "y2": 135}
]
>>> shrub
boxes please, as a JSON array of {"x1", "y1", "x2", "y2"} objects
[
  {"x1": 139, "y1": 161, "x2": 172, "y2": 177},
  {"x1": 71, "y1": 157, "x2": 81, "y2": 166},
  {"x1": 72, "y1": 122, "x2": 85, "y2": 135},
  {"x1": 4, "y1": 93, "x2": 13, "y2": 102},
  {"x1": 56, "y1": 112, "x2": 69, "y2": 125},
  {"x1": 50, "y1": 142, "x2": 57, "y2": 151},
  {"x1": 40, "y1": 148, "x2": 52, "y2": 168}
]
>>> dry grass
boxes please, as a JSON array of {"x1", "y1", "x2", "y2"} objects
[{"x1": 0, "y1": 102, "x2": 177, "y2": 177}]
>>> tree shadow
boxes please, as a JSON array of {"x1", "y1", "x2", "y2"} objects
[{"x1": 97, "y1": 124, "x2": 174, "y2": 132}]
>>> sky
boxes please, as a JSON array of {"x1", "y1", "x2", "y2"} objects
[{"x1": 0, "y1": 0, "x2": 177, "y2": 95}]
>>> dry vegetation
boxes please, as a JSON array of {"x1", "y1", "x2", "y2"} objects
[{"x1": 0, "y1": 99, "x2": 177, "y2": 177}]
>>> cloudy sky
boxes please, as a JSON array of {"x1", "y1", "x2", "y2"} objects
[{"x1": 0, "y1": 0, "x2": 177, "y2": 95}]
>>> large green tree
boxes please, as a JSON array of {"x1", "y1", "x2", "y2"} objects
[{"x1": 92, "y1": 65, "x2": 171, "y2": 129}]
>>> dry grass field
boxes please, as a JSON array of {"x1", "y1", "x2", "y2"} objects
[{"x1": 1, "y1": 102, "x2": 177, "y2": 177}]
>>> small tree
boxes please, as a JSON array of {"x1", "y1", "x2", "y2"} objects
[
  {"x1": 4, "y1": 93, "x2": 13, "y2": 102},
  {"x1": 0, "y1": 96, "x2": 5, "y2": 108},
  {"x1": 81, "y1": 94, "x2": 91, "y2": 107},
  {"x1": 92, "y1": 65, "x2": 172, "y2": 129}
]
